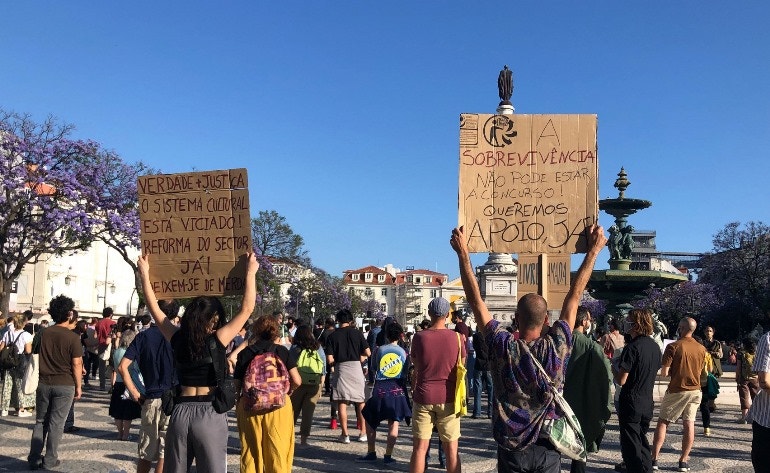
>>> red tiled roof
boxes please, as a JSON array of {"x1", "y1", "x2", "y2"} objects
[
  {"x1": 25, "y1": 181, "x2": 56, "y2": 196},
  {"x1": 343, "y1": 265, "x2": 396, "y2": 285}
]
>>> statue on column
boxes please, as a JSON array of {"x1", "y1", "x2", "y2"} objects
[
  {"x1": 651, "y1": 311, "x2": 668, "y2": 349},
  {"x1": 608, "y1": 225, "x2": 622, "y2": 260},
  {"x1": 619, "y1": 225, "x2": 635, "y2": 260},
  {"x1": 498, "y1": 65, "x2": 513, "y2": 106}
]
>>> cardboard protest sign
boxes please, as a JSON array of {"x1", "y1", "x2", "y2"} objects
[
  {"x1": 458, "y1": 114, "x2": 598, "y2": 254},
  {"x1": 138, "y1": 168, "x2": 253, "y2": 298},
  {"x1": 517, "y1": 253, "x2": 571, "y2": 310}
]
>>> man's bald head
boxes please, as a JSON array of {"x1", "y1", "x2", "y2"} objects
[
  {"x1": 678, "y1": 317, "x2": 697, "y2": 336},
  {"x1": 517, "y1": 293, "x2": 548, "y2": 332}
]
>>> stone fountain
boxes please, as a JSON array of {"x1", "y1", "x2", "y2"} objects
[{"x1": 587, "y1": 168, "x2": 688, "y2": 310}]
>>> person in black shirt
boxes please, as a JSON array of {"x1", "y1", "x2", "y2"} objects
[
  {"x1": 138, "y1": 253, "x2": 259, "y2": 473},
  {"x1": 471, "y1": 329, "x2": 493, "y2": 419},
  {"x1": 613, "y1": 309, "x2": 662, "y2": 473},
  {"x1": 325, "y1": 309, "x2": 370, "y2": 444}
]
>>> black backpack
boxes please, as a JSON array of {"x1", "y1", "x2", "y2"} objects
[{"x1": 0, "y1": 332, "x2": 24, "y2": 370}]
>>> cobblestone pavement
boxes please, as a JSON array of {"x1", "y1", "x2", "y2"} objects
[{"x1": 0, "y1": 371, "x2": 754, "y2": 472}]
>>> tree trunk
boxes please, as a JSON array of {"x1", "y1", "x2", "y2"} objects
[{"x1": 0, "y1": 274, "x2": 11, "y2": 318}]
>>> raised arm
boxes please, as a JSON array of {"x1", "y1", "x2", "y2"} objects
[
  {"x1": 216, "y1": 253, "x2": 259, "y2": 346},
  {"x1": 118, "y1": 356, "x2": 142, "y2": 403},
  {"x1": 560, "y1": 224, "x2": 606, "y2": 330},
  {"x1": 137, "y1": 254, "x2": 179, "y2": 341},
  {"x1": 450, "y1": 226, "x2": 492, "y2": 331}
]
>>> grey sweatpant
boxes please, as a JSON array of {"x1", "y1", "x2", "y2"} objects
[{"x1": 164, "y1": 401, "x2": 229, "y2": 473}]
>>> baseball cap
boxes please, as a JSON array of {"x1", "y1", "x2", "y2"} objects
[{"x1": 428, "y1": 297, "x2": 450, "y2": 317}]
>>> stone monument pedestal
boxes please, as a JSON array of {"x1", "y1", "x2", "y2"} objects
[
  {"x1": 609, "y1": 259, "x2": 632, "y2": 271},
  {"x1": 477, "y1": 253, "x2": 518, "y2": 323}
]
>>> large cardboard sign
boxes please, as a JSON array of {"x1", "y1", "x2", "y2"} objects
[
  {"x1": 459, "y1": 114, "x2": 598, "y2": 254},
  {"x1": 517, "y1": 254, "x2": 571, "y2": 310},
  {"x1": 138, "y1": 168, "x2": 253, "y2": 298}
]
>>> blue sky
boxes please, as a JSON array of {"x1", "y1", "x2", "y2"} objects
[{"x1": 2, "y1": 3, "x2": 769, "y2": 279}]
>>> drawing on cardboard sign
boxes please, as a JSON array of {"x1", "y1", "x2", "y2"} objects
[
  {"x1": 138, "y1": 168, "x2": 253, "y2": 298},
  {"x1": 458, "y1": 113, "x2": 598, "y2": 254}
]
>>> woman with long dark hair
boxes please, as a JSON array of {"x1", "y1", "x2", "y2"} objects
[
  {"x1": 289, "y1": 324, "x2": 326, "y2": 446},
  {"x1": 138, "y1": 253, "x2": 259, "y2": 473}
]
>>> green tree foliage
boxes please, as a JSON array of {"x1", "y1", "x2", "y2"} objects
[
  {"x1": 251, "y1": 210, "x2": 309, "y2": 266},
  {"x1": 699, "y1": 221, "x2": 770, "y2": 334}
]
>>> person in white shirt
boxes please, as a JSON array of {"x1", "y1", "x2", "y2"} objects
[
  {"x1": 0, "y1": 313, "x2": 35, "y2": 416},
  {"x1": 749, "y1": 329, "x2": 770, "y2": 472}
]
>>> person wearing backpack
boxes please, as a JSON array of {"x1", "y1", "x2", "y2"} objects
[
  {"x1": 233, "y1": 315, "x2": 301, "y2": 473},
  {"x1": 289, "y1": 324, "x2": 326, "y2": 446},
  {"x1": 0, "y1": 313, "x2": 35, "y2": 417},
  {"x1": 137, "y1": 252, "x2": 259, "y2": 473}
]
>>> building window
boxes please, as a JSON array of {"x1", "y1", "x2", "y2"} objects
[
  {"x1": 364, "y1": 288, "x2": 373, "y2": 297},
  {"x1": 425, "y1": 276, "x2": 432, "y2": 283},
  {"x1": 380, "y1": 303, "x2": 387, "y2": 312},
  {"x1": 378, "y1": 274, "x2": 385, "y2": 283},
  {"x1": 365, "y1": 273, "x2": 373, "y2": 282},
  {"x1": 351, "y1": 274, "x2": 360, "y2": 281},
  {"x1": 414, "y1": 276, "x2": 422, "y2": 285},
  {"x1": 430, "y1": 289, "x2": 438, "y2": 298},
  {"x1": 381, "y1": 288, "x2": 388, "y2": 296}
]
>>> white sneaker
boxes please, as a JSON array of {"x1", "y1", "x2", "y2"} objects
[
  {"x1": 357, "y1": 434, "x2": 368, "y2": 442},
  {"x1": 17, "y1": 411, "x2": 33, "y2": 418},
  {"x1": 0, "y1": 410, "x2": 8, "y2": 416},
  {"x1": 338, "y1": 434, "x2": 350, "y2": 444}
]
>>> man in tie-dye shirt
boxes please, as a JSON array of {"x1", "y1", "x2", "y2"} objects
[{"x1": 451, "y1": 224, "x2": 606, "y2": 473}]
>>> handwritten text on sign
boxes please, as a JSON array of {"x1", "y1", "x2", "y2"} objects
[
  {"x1": 517, "y1": 254, "x2": 571, "y2": 310},
  {"x1": 458, "y1": 114, "x2": 598, "y2": 254},
  {"x1": 138, "y1": 168, "x2": 252, "y2": 298}
]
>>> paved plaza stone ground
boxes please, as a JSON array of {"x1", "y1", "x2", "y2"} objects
[{"x1": 0, "y1": 368, "x2": 755, "y2": 472}]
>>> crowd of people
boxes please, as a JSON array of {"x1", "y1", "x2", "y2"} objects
[{"x1": 1, "y1": 224, "x2": 769, "y2": 472}]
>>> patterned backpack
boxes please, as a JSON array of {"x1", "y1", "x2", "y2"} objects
[{"x1": 241, "y1": 346, "x2": 290, "y2": 414}]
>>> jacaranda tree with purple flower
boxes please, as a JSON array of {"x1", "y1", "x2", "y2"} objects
[
  {"x1": 0, "y1": 111, "x2": 97, "y2": 314},
  {"x1": 0, "y1": 110, "x2": 148, "y2": 315}
]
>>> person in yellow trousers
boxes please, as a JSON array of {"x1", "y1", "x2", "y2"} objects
[{"x1": 233, "y1": 315, "x2": 301, "y2": 473}]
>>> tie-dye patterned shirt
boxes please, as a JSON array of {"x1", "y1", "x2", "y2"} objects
[{"x1": 484, "y1": 319, "x2": 572, "y2": 451}]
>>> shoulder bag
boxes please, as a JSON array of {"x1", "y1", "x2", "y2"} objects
[
  {"x1": 521, "y1": 342, "x2": 587, "y2": 461},
  {"x1": 453, "y1": 333, "x2": 468, "y2": 416},
  {"x1": 21, "y1": 353, "x2": 39, "y2": 395},
  {"x1": 208, "y1": 336, "x2": 237, "y2": 413}
]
